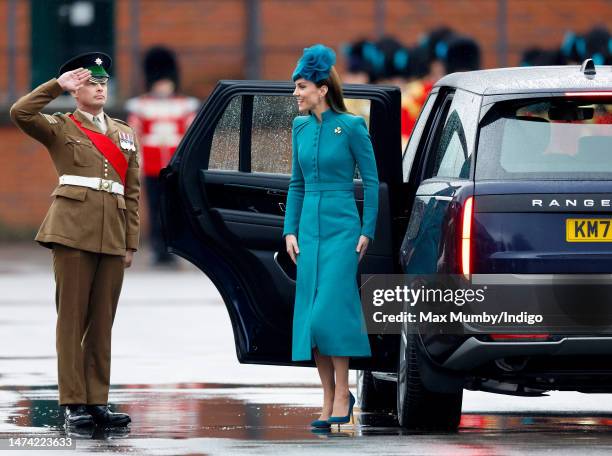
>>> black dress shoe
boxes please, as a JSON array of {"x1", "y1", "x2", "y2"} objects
[
  {"x1": 86, "y1": 405, "x2": 131, "y2": 427},
  {"x1": 64, "y1": 405, "x2": 94, "y2": 428}
]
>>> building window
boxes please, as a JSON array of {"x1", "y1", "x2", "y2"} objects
[{"x1": 30, "y1": 0, "x2": 115, "y2": 89}]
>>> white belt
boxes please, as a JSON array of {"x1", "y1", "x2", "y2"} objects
[{"x1": 59, "y1": 175, "x2": 124, "y2": 195}]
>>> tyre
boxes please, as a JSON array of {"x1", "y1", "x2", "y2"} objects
[
  {"x1": 396, "y1": 332, "x2": 463, "y2": 431},
  {"x1": 356, "y1": 369, "x2": 397, "y2": 413}
]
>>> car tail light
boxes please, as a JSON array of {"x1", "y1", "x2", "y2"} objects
[
  {"x1": 564, "y1": 91, "x2": 612, "y2": 97},
  {"x1": 461, "y1": 196, "x2": 474, "y2": 276},
  {"x1": 490, "y1": 334, "x2": 550, "y2": 341}
]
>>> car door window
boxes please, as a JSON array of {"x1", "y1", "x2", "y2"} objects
[
  {"x1": 208, "y1": 94, "x2": 372, "y2": 176},
  {"x1": 345, "y1": 99, "x2": 371, "y2": 179},
  {"x1": 402, "y1": 93, "x2": 437, "y2": 182},
  {"x1": 209, "y1": 96, "x2": 241, "y2": 170},
  {"x1": 433, "y1": 110, "x2": 469, "y2": 178},
  {"x1": 249, "y1": 95, "x2": 371, "y2": 176},
  {"x1": 427, "y1": 89, "x2": 480, "y2": 179},
  {"x1": 436, "y1": 127, "x2": 465, "y2": 177},
  {"x1": 251, "y1": 96, "x2": 298, "y2": 174}
]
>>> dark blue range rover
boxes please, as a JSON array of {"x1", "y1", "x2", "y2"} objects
[{"x1": 160, "y1": 59, "x2": 612, "y2": 431}]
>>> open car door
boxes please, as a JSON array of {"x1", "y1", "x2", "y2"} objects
[{"x1": 160, "y1": 81, "x2": 407, "y2": 370}]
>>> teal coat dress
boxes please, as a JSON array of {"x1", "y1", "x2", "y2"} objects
[{"x1": 282, "y1": 108, "x2": 379, "y2": 361}]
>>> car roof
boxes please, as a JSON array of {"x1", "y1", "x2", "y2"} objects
[{"x1": 435, "y1": 65, "x2": 612, "y2": 95}]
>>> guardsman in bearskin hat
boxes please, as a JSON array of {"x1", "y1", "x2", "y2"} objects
[
  {"x1": 584, "y1": 26, "x2": 612, "y2": 65},
  {"x1": 520, "y1": 48, "x2": 567, "y2": 66},
  {"x1": 443, "y1": 35, "x2": 481, "y2": 74},
  {"x1": 342, "y1": 39, "x2": 377, "y2": 123},
  {"x1": 400, "y1": 28, "x2": 456, "y2": 140},
  {"x1": 402, "y1": 30, "x2": 482, "y2": 141},
  {"x1": 342, "y1": 38, "x2": 377, "y2": 84},
  {"x1": 10, "y1": 52, "x2": 138, "y2": 429},
  {"x1": 373, "y1": 36, "x2": 420, "y2": 149},
  {"x1": 125, "y1": 46, "x2": 199, "y2": 266},
  {"x1": 560, "y1": 31, "x2": 585, "y2": 65}
]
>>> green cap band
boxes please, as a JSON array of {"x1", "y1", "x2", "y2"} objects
[{"x1": 87, "y1": 64, "x2": 110, "y2": 78}]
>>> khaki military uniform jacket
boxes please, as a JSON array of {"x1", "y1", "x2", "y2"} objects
[{"x1": 10, "y1": 79, "x2": 140, "y2": 256}]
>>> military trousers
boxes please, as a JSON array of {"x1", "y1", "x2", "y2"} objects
[{"x1": 52, "y1": 244, "x2": 124, "y2": 405}]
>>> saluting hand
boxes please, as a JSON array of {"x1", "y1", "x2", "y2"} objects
[
  {"x1": 57, "y1": 68, "x2": 92, "y2": 92},
  {"x1": 356, "y1": 235, "x2": 370, "y2": 263},
  {"x1": 285, "y1": 234, "x2": 300, "y2": 265}
]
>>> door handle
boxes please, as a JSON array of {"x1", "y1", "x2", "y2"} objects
[
  {"x1": 273, "y1": 251, "x2": 296, "y2": 283},
  {"x1": 267, "y1": 189, "x2": 287, "y2": 196}
]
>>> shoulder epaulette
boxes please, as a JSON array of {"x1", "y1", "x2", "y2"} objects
[{"x1": 112, "y1": 118, "x2": 131, "y2": 127}]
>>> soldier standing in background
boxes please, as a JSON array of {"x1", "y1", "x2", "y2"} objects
[
  {"x1": 342, "y1": 39, "x2": 376, "y2": 124},
  {"x1": 125, "y1": 46, "x2": 199, "y2": 266},
  {"x1": 402, "y1": 29, "x2": 481, "y2": 142},
  {"x1": 10, "y1": 52, "x2": 138, "y2": 429}
]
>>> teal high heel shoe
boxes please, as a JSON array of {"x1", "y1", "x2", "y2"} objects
[
  {"x1": 327, "y1": 391, "x2": 355, "y2": 428},
  {"x1": 310, "y1": 418, "x2": 331, "y2": 429}
]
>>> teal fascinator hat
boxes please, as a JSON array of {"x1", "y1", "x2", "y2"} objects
[{"x1": 292, "y1": 44, "x2": 337, "y2": 82}]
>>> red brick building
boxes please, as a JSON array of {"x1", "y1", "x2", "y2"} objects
[{"x1": 0, "y1": 0, "x2": 610, "y2": 238}]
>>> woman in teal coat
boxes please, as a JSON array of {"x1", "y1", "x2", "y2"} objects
[{"x1": 283, "y1": 44, "x2": 379, "y2": 428}]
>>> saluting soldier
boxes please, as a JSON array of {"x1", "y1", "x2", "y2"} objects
[{"x1": 10, "y1": 52, "x2": 139, "y2": 428}]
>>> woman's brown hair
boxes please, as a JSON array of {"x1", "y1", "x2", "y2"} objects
[{"x1": 316, "y1": 66, "x2": 347, "y2": 113}]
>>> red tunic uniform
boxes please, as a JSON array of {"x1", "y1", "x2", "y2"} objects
[
  {"x1": 125, "y1": 95, "x2": 199, "y2": 176},
  {"x1": 401, "y1": 79, "x2": 434, "y2": 149}
]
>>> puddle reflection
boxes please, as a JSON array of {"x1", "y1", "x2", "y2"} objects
[{"x1": 3, "y1": 383, "x2": 612, "y2": 454}]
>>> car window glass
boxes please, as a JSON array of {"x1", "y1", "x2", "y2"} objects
[
  {"x1": 476, "y1": 97, "x2": 612, "y2": 180},
  {"x1": 436, "y1": 130, "x2": 465, "y2": 177},
  {"x1": 432, "y1": 110, "x2": 468, "y2": 178},
  {"x1": 250, "y1": 96, "x2": 371, "y2": 176},
  {"x1": 251, "y1": 96, "x2": 298, "y2": 174},
  {"x1": 209, "y1": 96, "x2": 241, "y2": 170},
  {"x1": 345, "y1": 99, "x2": 371, "y2": 180},
  {"x1": 430, "y1": 89, "x2": 479, "y2": 179},
  {"x1": 403, "y1": 93, "x2": 437, "y2": 182}
]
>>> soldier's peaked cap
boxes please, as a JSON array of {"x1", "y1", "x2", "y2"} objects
[{"x1": 59, "y1": 52, "x2": 112, "y2": 81}]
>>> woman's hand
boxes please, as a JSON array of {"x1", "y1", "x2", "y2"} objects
[
  {"x1": 356, "y1": 235, "x2": 370, "y2": 262},
  {"x1": 285, "y1": 234, "x2": 300, "y2": 264}
]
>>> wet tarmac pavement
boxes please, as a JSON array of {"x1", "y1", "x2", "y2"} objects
[
  {"x1": 4, "y1": 383, "x2": 612, "y2": 455},
  {"x1": 3, "y1": 244, "x2": 612, "y2": 454}
]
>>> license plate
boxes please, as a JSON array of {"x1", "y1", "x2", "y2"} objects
[{"x1": 566, "y1": 218, "x2": 612, "y2": 242}]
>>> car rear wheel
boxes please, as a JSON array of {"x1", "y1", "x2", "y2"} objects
[{"x1": 397, "y1": 332, "x2": 463, "y2": 431}]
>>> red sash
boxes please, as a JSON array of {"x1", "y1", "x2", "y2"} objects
[{"x1": 69, "y1": 115, "x2": 128, "y2": 184}]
